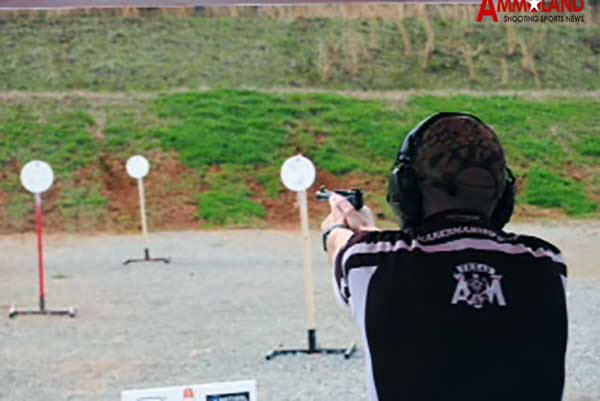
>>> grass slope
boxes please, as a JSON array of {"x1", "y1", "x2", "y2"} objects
[
  {"x1": 0, "y1": 15, "x2": 599, "y2": 91},
  {"x1": 0, "y1": 90, "x2": 598, "y2": 231}
]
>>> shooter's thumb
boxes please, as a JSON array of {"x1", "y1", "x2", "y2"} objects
[{"x1": 330, "y1": 193, "x2": 355, "y2": 215}]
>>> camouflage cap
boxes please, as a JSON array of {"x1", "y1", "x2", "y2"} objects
[{"x1": 413, "y1": 115, "x2": 507, "y2": 200}]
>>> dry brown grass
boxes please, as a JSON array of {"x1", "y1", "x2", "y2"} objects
[
  {"x1": 89, "y1": 108, "x2": 107, "y2": 141},
  {"x1": 317, "y1": 40, "x2": 336, "y2": 81},
  {"x1": 500, "y1": 58, "x2": 510, "y2": 85},
  {"x1": 0, "y1": 4, "x2": 480, "y2": 21},
  {"x1": 317, "y1": 29, "x2": 370, "y2": 81},
  {"x1": 1, "y1": 3, "x2": 598, "y2": 26},
  {"x1": 347, "y1": 30, "x2": 370, "y2": 75},
  {"x1": 584, "y1": 4, "x2": 596, "y2": 27},
  {"x1": 393, "y1": 5, "x2": 413, "y2": 57},
  {"x1": 506, "y1": 24, "x2": 518, "y2": 56},
  {"x1": 120, "y1": 7, "x2": 141, "y2": 18},
  {"x1": 518, "y1": 29, "x2": 545, "y2": 89},
  {"x1": 159, "y1": 7, "x2": 196, "y2": 18},
  {"x1": 460, "y1": 42, "x2": 484, "y2": 82},
  {"x1": 417, "y1": 4, "x2": 436, "y2": 69}
]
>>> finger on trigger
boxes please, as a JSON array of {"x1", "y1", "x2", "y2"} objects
[
  {"x1": 328, "y1": 192, "x2": 340, "y2": 210},
  {"x1": 328, "y1": 193, "x2": 344, "y2": 216},
  {"x1": 335, "y1": 195, "x2": 355, "y2": 215}
]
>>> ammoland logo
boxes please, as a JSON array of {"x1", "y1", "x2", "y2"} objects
[{"x1": 477, "y1": 0, "x2": 586, "y2": 23}]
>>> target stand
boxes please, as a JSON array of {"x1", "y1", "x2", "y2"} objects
[
  {"x1": 9, "y1": 161, "x2": 76, "y2": 319},
  {"x1": 266, "y1": 328, "x2": 356, "y2": 360},
  {"x1": 123, "y1": 247, "x2": 171, "y2": 265},
  {"x1": 266, "y1": 155, "x2": 356, "y2": 361},
  {"x1": 9, "y1": 302, "x2": 76, "y2": 319},
  {"x1": 122, "y1": 155, "x2": 170, "y2": 266}
]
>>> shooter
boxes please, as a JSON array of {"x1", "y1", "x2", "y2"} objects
[{"x1": 320, "y1": 113, "x2": 568, "y2": 401}]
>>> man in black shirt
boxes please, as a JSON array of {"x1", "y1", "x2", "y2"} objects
[{"x1": 321, "y1": 113, "x2": 568, "y2": 401}]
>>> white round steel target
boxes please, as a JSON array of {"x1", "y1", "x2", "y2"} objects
[
  {"x1": 280, "y1": 155, "x2": 316, "y2": 192},
  {"x1": 126, "y1": 155, "x2": 150, "y2": 179},
  {"x1": 20, "y1": 160, "x2": 54, "y2": 194}
]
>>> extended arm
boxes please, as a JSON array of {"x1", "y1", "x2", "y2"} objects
[{"x1": 321, "y1": 193, "x2": 379, "y2": 266}]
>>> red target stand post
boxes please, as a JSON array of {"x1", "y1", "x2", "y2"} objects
[
  {"x1": 123, "y1": 155, "x2": 170, "y2": 265},
  {"x1": 266, "y1": 155, "x2": 356, "y2": 360},
  {"x1": 9, "y1": 160, "x2": 76, "y2": 318}
]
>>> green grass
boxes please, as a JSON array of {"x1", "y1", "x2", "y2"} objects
[
  {"x1": 0, "y1": 15, "x2": 598, "y2": 91},
  {"x1": 197, "y1": 166, "x2": 266, "y2": 226},
  {"x1": 521, "y1": 168, "x2": 597, "y2": 215},
  {"x1": 0, "y1": 105, "x2": 99, "y2": 176},
  {"x1": 1, "y1": 10, "x2": 597, "y2": 230},
  {"x1": 59, "y1": 184, "x2": 108, "y2": 226},
  {"x1": 153, "y1": 91, "x2": 289, "y2": 168},
  {"x1": 576, "y1": 135, "x2": 600, "y2": 158},
  {"x1": 0, "y1": 90, "x2": 598, "y2": 231},
  {"x1": 0, "y1": 103, "x2": 110, "y2": 229},
  {"x1": 6, "y1": 193, "x2": 33, "y2": 222}
]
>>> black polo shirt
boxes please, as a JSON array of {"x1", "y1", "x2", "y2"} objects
[{"x1": 334, "y1": 211, "x2": 568, "y2": 401}]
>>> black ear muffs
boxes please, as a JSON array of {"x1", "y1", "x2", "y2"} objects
[
  {"x1": 387, "y1": 113, "x2": 516, "y2": 231},
  {"x1": 388, "y1": 162, "x2": 422, "y2": 229},
  {"x1": 490, "y1": 167, "x2": 516, "y2": 230}
]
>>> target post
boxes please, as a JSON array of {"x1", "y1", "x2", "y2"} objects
[
  {"x1": 123, "y1": 155, "x2": 170, "y2": 265},
  {"x1": 9, "y1": 160, "x2": 76, "y2": 318},
  {"x1": 137, "y1": 177, "x2": 150, "y2": 258},
  {"x1": 266, "y1": 154, "x2": 356, "y2": 360},
  {"x1": 35, "y1": 193, "x2": 46, "y2": 310}
]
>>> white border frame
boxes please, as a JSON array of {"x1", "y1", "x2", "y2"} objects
[{"x1": 122, "y1": 380, "x2": 257, "y2": 401}]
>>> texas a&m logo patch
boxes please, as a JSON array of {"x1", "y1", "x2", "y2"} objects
[{"x1": 451, "y1": 263, "x2": 507, "y2": 309}]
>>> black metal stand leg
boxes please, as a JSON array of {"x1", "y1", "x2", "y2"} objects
[
  {"x1": 266, "y1": 329, "x2": 357, "y2": 360},
  {"x1": 308, "y1": 328, "x2": 317, "y2": 352},
  {"x1": 123, "y1": 248, "x2": 170, "y2": 265},
  {"x1": 9, "y1": 303, "x2": 77, "y2": 318}
]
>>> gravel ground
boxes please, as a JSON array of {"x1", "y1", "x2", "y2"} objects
[{"x1": 1, "y1": 222, "x2": 599, "y2": 401}]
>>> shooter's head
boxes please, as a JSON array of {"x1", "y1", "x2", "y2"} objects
[{"x1": 387, "y1": 113, "x2": 516, "y2": 230}]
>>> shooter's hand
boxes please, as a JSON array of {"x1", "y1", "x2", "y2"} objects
[
  {"x1": 325, "y1": 193, "x2": 379, "y2": 233},
  {"x1": 321, "y1": 194, "x2": 346, "y2": 232},
  {"x1": 321, "y1": 193, "x2": 379, "y2": 264}
]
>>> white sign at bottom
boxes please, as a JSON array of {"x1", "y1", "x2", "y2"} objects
[{"x1": 121, "y1": 380, "x2": 256, "y2": 401}]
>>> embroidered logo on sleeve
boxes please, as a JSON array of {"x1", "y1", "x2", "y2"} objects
[{"x1": 451, "y1": 263, "x2": 507, "y2": 309}]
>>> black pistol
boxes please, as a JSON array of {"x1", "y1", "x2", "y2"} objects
[{"x1": 315, "y1": 186, "x2": 364, "y2": 210}]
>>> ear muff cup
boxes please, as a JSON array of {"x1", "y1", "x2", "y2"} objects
[
  {"x1": 490, "y1": 168, "x2": 516, "y2": 230},
  {"x1": 387, "y1": 113, "x2": 516, "y2": 231},
  {"x1": 387, "y1": 164, "x2": 422, "y2": 229}
]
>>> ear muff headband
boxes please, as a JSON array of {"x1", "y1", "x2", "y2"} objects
[{"x1": 387, "y1": 112, "x2": 516, "y2": 230}]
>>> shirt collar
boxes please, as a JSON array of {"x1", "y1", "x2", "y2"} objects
[{"x1": 415, "y1": 209, "x2": 492, "y2": 235}]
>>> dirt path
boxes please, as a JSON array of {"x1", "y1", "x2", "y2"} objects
[
  {"x1": 0, "y1": 223, "x2": 599, "y2": 401},
  {"x1": 1, "y1": 89, "x2": 599, "y2": 104}
]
